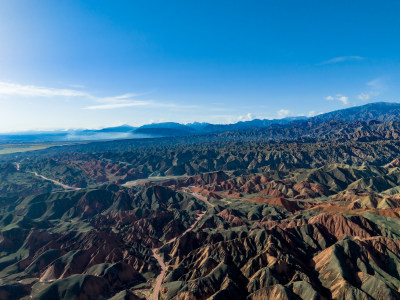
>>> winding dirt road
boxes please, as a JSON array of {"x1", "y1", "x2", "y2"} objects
[
  {"x1": 151, "y1": 193, "x2": 214, "y2": 299},
  {"x1": 191, "y1": 192, "x2": 215, "y2": 208},
  {"x1": 31, "y1": 171, "x2": 81, "y2": 191},
  {"x1": 151, "y1": 249, "x2": 166, "y2": 300},
  {"x1": 151, "y1": 212, "x2": 205, "y2": 300},
  {"x1": 14, "y1": 162, "x2": 80, "y2": 191}
]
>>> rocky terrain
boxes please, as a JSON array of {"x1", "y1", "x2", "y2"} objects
[{"x1": 2, "y1": 103, "x2": 400, "y2": 299}]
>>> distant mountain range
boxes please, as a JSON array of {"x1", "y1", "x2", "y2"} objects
[
  {"x1": 2, "y1": 102, "x2": 400, "y2": 143},
  {"x1": 311, "y1": 102, "x2": 400, "y2": 123}
]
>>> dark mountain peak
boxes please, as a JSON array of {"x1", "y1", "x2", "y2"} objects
[
  {"x1": 313, "y1": 101, "x2": 400, "y2": 123},
  {"x1": 134, "y1": 123, "x2": 196, "y2": 137}
]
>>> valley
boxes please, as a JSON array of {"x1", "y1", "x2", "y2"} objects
[{"x1": 2, "y1": 103, "x2": 400, "y2": 299}]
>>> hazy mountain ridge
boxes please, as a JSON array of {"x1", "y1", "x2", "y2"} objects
[{"x1": 4, "y1": 102, "x2": 400, "y2": 143}]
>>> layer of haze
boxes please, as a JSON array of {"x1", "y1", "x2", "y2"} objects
[{"x1": 0, "y1": 0, "x2": 399, "y2": 132}]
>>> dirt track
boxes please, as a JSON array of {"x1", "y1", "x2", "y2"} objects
[
  {"x1": 151, "y1": 212, "x2": 205, "y2": 300},
  {"x1": 151, "y1": 193, "x2": 214, "y2": 299},
  {"x1": 32, "y1": 171, "x2": 81, "y2": 191}
]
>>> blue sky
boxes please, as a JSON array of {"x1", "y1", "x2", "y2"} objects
[{"x1": 0, "y1": 0, "x2": 399, "y2": 131}]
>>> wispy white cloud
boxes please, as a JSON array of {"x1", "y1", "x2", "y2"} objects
[
  {"x1": 96, "y1": 93, "x2": 143, "y2": 103},
  {"x1": 238, "y1": 113, "x2": 254, "y2": 122},
  {"x1": 367, "y1": 78, "x2": 385, "y2": 90},
  {"x1": 0, "y1": 81, "x2": 89, "y2": 97},
  {"x1": 319, "y1": 56, "x2": 365, "y2": 65},
  {"x1": 325, "y1": 94, "x2": 349, "y2": 105},
  {"x1": 84, "y1": 98, "x2": 200, "y2": 110},
  {"x1": 277, "y1": 109, "x2": 293, "y2": 118},
  {"x1": 206, "y1": 114, "x2": 256, "y2": 124},
  {"x1": 307, "y1": 110, "x2": 323, "y2": 117},
  {"x1": 358, "y1": 91, "x2": 379, "y2": 101},
  {"x1": 357, "y1": 77, "x2": 385, "y2": 101},
  {"x1": 84, "y1": 100, "x2": 155, "y2": 110},
  {"x1": 0, "y1": 81, "x2": 199, "y2": 112}
]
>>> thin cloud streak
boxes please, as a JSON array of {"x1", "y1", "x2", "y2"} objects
[
  {"x1": 0, "y1": 81, "x2": 198, "y2": 112},
  {"x1": 83, "y1": 100, "x2": 200, "y2": 110},
  {"x1": 0, "y1": 81, "x2": 146, "y2": 104},
  {"x1": 0, "y1": 81, "x2": 89, "y2": 97},
  {"x1": 97, "y1": 93, "x2": 141, "y2": 102},
  {"x1": 319, "y1": 56, "x2": 365, "y2": 65},
  {"x1": 84, "y1": 100, "x2": 155, "y2": 110}
]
